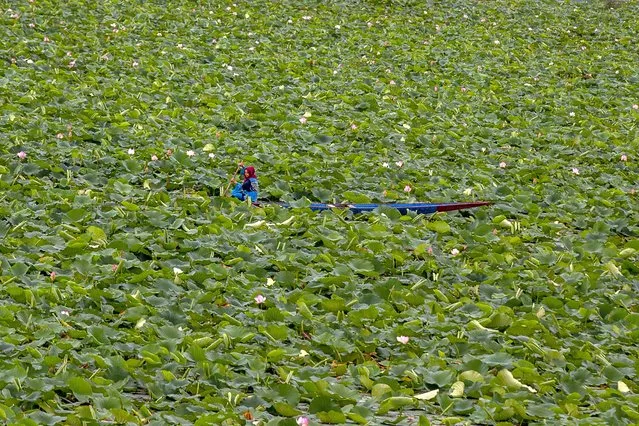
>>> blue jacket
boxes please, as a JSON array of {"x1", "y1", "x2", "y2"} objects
[{"x1": 231, "y1": 168, "x2": 259, "y2": 202}]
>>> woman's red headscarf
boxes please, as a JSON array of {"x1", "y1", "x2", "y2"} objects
[{"x1": 244, "y1": 166, "x2": 257, "y2": 182}]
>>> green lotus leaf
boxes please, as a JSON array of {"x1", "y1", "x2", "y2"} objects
[
  {"x1": 27, "y1": 411, "x2": 66, "y2": 426},
  {"x1": 317, "y1": 410, "x2": 346, "y2": 424},
  {"x1": 371, "y1": 383, "x2": 393, "y2": 399},
  {"x1": 273, "y1": 401, "x2": 302, "y2": 417},
  {"x1": 68, "y1": 376, "x2": 93, "y2": 400},
  {"x1": 309, "y1": 396, "x2": 341, "y2": 414},
  {"x1": 376, "y1": 396, "x2": 414, "y2": 415},
  {"x1": 426, "y1": 221, "x2": 451, "y2": 234}
]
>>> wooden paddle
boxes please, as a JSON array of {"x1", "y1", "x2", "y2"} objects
[{"x1": 222, "y1": 161, "x2": 243, "y2": 196}]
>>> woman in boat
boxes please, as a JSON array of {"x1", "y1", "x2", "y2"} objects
[{"x1": 231, "y1": 162, "x2": 259, "y2": 202}]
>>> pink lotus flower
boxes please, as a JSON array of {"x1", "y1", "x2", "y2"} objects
[
  {"x1": 17, "y1": 151, "x2": 27, "y2": 159},
  {"x1": 56, "y1": 133, "x2": 65, "y2": 139},
  {"x1": 451, "y1": 248, "x2": 460, "y2": 256},
  {"x1": 395, "y1": 160, "x2": 404, "y2": 168},
  {"x1": 404, "y1": 185, "x2": 412, "y2": 193},
  {"x1": 299, "y1": 117, "x2": 307, "y2": 124},
  {"x1": 461, "y1": 87, "x2": 467, "y2": 92},
  {"x1": 255, "y1": 295, "x2": 266, "y2": 304},
  {"x1": 396, "y1": 336, "x2": 410, "y2": 344},
  {"x1": 427, "y1": 247, "x2": 433, "y2": 255},
  {"x1": 50, "y1": 271, "x2": 56, "y2": 281},
  {"x1": 633, "y1": 104, "x2": 638, "y2": 110},
  {"x1": 621, "y1": 154, "x2": 628, "y2": 162},
  {"x1": 572, "y1": 167, "x2": 579, "y2": 175},
  {"x1": 151, "y1": 155, "x2": 158, "y2": 161},
  {"x1": 43, "y1": 36, "x2": 50, "y2": 42},
  {"x1": 128, "y1": 148, "x2": 135, "y2": 155},
  {"x1": 499, "y1": 161, "x2": 507, "y2": 168},
  {"x1": 389, "y1": 80, "x2": 396, "y2": 85},
  {"x1": 68, "y1": 60, "x2": 76, "y2": 68},
  {"x1": 297, "y1": 417, "x2": 309, "y2": 426},
  {"x1": 351, "y1": 124, "x2": 357, "y2": 130},
  {"x1": 112, "y1": 264, "x2": 119, "y2": 272},
  {"x1": 186, "y1": 150, "x2": 195, "y2": 157}
]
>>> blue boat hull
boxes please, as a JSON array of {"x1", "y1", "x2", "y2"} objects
[{"x1": 270, "y1": 201, "x2": 490, "y2": 214}]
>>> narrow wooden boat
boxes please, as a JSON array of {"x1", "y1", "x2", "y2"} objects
[{"x1": 269, "y1": 201, "x2": 491, "y2": 214}]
